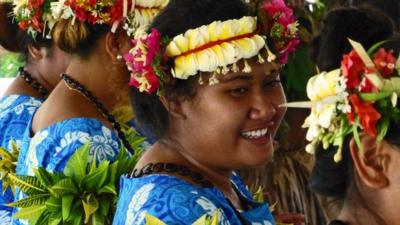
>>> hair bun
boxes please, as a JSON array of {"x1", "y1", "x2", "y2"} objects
[{"x1": 0, "y1": 3, "x2": 23, "y2": 52}]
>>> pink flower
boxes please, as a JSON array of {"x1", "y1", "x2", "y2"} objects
[{"x1": 125, "y1": 29, "x2": 162, "y2": 94}]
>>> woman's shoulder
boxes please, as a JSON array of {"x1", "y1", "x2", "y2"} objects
[
  {"x1": 18, "y1": 117, "x2": 121, "y2": 174},
  {"x1": 113, "y1": 175, "x2": 226, "y2": 225},
  {"x1": 0, "y1": 95, "x2": 43, "y2": 150},
  {"x1": 33, "y1": 117, "x2": 119, "y2": 144}
]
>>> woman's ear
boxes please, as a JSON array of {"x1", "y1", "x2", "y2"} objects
[
  {"x1": 350, "y1": 133, "x2": 390, "y2": 189},
  {"x1": 27, "y1": 45, "x2": 45, "y2": 60},
  {"x1": 159, "y1": 95, "x2": 186, "y2": 120},
  {"x1": 104, "y1": 30, "x2": 130, "y2": 63}
]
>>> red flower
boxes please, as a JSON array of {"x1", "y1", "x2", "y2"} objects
[
  {"x1": 18, "y1": 20, "x2": 29, "y2": 30},
  {"x1": 360, "y1": 77, "x2": 378, "y2": 93},
  {"x1": 28, "y1": 0, "x2": 44, "y2": 9},
  {"x1": 348, "y1": 94, "x2": 381, "y2": 137},
  {"x1": 373, "y1": 48, "x2": 396, "y2": 77},
  {"x1": 341, "y1": 50, "x2": 365, "y2": 89},
  {"x1": 74, "y1": 7, "x2": 87, "y2": 21}
]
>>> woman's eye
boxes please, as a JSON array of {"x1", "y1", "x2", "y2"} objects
[
  {"x1": 263, "y1": 79, "x2": 281, "y2": 88},
  {"x1": 230, "y1": 87, "x2": 248, "y2": 95}
]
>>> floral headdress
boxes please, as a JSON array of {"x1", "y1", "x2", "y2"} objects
[
  {"x1": 124, "y1": 0, "x2": 299, "y2": 94},
  {"x1": 286, "y1": 39, "x2": 400, "y2": 162},
  {"x1": 12, "y1": 0, "x2": 168, "y2": 38}
]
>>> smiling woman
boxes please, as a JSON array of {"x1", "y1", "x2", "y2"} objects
[{"x1": 112, "y1": 0, "x2": 299, "y2": 224}]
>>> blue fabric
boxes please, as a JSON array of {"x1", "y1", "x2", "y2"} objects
[
  {"x1": 0, "y1": 95, "x2": 43, "y2": 225},
  {"x1": 113, "y1": 174, "x2": 275, "y2": 225},
  {"x1": 14, "y1": 117, "x2": 122, "y2": 225}
]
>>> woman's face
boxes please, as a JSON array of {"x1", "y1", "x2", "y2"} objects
[{"x1": 177, "y1": 58, "x2": 286, "y2": 170}]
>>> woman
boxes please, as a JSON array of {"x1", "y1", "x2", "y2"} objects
[
  {"x1": 0, "y1": 2, "x2": 70, "y2": 224},
  {"x1": 307, "y1": 7, "x2": 395, "y2": 221},
  {"x1": 299, "y1": 37, "x2": 400, "y2": 225},
  {"x1": 113, "y1": 0, "x2": 299, "y2": 224},
  {"x1": 13, "y1": 0, "x2": 167, "y2": 223}
]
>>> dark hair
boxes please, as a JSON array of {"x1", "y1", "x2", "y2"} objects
[
  {"x1": 310, "y1": 37, "x2": 400, "y2": 224},
  {"x1": 353, "y1": 0, "x2": 400, "y2": 28},
  {"x1": 0, "y1": 2, "x2": 52, "y2": 57},
  {"x1": 309, "y1": 6, "x2": 394, "y2": 71},
  {"x1": 130, "y1": 0, "x2": 252, "y2": 139}
]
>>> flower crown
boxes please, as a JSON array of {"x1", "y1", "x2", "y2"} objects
[
  {"x1": 286, "y1": 39, "x2": 400, "y2": 162},
  {"x1": 124, "y1": 0, "x2": 299, "y2": 94},
  {"x1": 12, "y1": 0, "x2": 168, "y2": 38}
]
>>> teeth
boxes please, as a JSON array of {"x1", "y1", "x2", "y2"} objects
[{"x1": 241, "y1": 128, "x2": 268, "y2": 139}]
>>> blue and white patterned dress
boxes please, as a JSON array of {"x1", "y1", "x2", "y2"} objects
[
  {"x1": 14, "y1": 117, "x2": 122, "y2": 225},
  {"x1": 0, "y1": 95, "x2": 44, "y2": 225},
  {"x1": 113, "y1": 174, "x2": 276, "y2": 225}
]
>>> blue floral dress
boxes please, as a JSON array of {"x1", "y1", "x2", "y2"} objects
[
  {"x1": 14, "y1": 117, "x2": 122, "y2": 225},
  {"x1": 113, "y1": 174, "x2": 275, "y2": 225},
  {"x1": 0, "y1": 95, "x2": 43, "y2": 225}
]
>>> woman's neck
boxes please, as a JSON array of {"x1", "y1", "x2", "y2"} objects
[
  {"x1": 63, "y1": 58, "x2": 127, "y2": 111},
  {"x1": 140, "y1": 141, "x2": 239, "y2": 205},
  {"x1": 24, "y1": 63, "x2": 53, "y2": 92},
  {"x1": 336, "y1": 194, "x2": 386, "y2": 225}
]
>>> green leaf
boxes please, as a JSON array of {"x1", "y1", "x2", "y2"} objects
[
  {"x1": 377, "y1": 117, "x2": 390, "y2": 142},
  {"x1": 367, "y1": 40, "x2": 387, "y2": 55},
  {"x1": 81, "y1": 161, "x2": 109, "y2": 191},
  {"x1": 352, "y1": 117, "x2": 364, "y2": 153},
  {"x1": 14, "y1": 205, "x2": 46, "y2": 221},
  {"x1": 48, "y1": 211, "x2": 62, "y2": 225},
  {"x1": 92, "y1": 210, "x2": 105, "y2": 225},
  {"x1": 98, "y1": 183, "x2": 117, "y2": 195},
  {"x1": 359, "y1": 92, "x2": 392, "y2": 102},
  {"x1": 99, "y1": 197, "x2": 111, "y2": 216},
  {"x1": 50, "y1": 178, "x2": 78, "y2": 197},
  {"x1": 45, "y1": 196, "x2": 62, "y2": 212},
  {"x1": 107, "y1": 161, "x2": 118, "y2": 185},
  {"x1": 67, "y1": 204, "x2": 83, "y2": 225},
  {"x1": 33, "y1": 210, "x2": 49, "y2": 225},
  {"x1": 7, "y1": 193, "x2": 49, "y2": 208},
  {"x1": 8, "y1": 174, "x2": 47, "y2": 194},
  {"x1": 64, "y1": 143, "x2": 90, "y2": 183},
  {"x1": 33, "y1": 167, "x2": 54, "y2": 187},
  {"x1": 82, "y1": 194, "x2": 99, "y2": 224},
  {"x1": 62, "y1": 195, "x2": 74, "y2": 222}
]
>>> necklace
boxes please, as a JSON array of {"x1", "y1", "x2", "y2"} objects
[
  {"x1": 18, "y1": 67, "x2": 49, "y2": 97},
  {"x1": 130, "y1": 162, "x2": 213, "y2": 187},
  {"x1": 61, "y1": 73, "x2": 134, "y2": 155},
  {"x1": 130, "y1": 162, "x2": 251, "y2": 225}
]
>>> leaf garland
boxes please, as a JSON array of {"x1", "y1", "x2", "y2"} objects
[{"x1": 9, "y1": 142, "x2": 142, "y2": 225}]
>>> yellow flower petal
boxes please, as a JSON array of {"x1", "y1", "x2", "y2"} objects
[{"x1": 144, "y1": 213, "x2": 167, "y2": 225}]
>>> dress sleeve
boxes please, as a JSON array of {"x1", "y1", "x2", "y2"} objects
[{"x1": 113, "y1": 176, "x2": 228, "y2": 225}]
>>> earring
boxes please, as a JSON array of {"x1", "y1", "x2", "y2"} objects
[{"x1": 116, "y1": 54, "x2": 123, "y2": 61}]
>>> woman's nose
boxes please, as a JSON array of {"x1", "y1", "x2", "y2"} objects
[{"x1": 248, "y1": 93, "x2": 277, "y2": 121}]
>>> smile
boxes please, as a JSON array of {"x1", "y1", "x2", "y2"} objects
[{"x1": 241, "y1": 128, "x2": 268, "y2": 139}]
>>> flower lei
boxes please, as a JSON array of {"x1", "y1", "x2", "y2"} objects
[
  {"x1": 287, "y1": 39, "x2": 400, "y2": 162},
  {"x1": 13, "y1": 0, "x2": 168, "y2": 38},
  {"x1": 124, "y1": 0, "x2": 299, "y2": 94}
]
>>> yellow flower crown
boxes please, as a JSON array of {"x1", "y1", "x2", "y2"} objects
[
  {"x1": 124, "y1": 0, "x2": 299, "y2": 94},
  {"x1": 165, "y1": 16, "x2": 270, "y2": 79}
]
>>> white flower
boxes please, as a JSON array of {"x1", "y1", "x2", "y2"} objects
[
  {"x1": 26, "y1": 130, "x2": 49, "y2": 175},
  {"x1": 125, "y1": 183, "x2": 155, "y2": 225},
  {"x1": 89, "y1": 127, "x2": 119, "y2": 161},
  {"x1": 0, "y1": 210, "x2": 12, "y2": 225}
]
